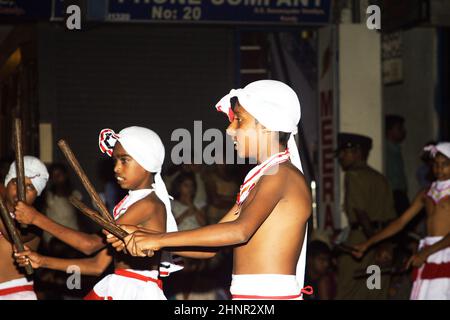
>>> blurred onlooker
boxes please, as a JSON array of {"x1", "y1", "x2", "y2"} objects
[
  {"x1": 335, "y1": 133, "x2": 396, "y2": 299},
  {"x1": 165, "y1": 162, "x2": 207, "y2": 210},
  {"x1": 42, "y1": 163, "x2": 82, "y2": 244},
  {"x1": 388, "y1": 238, "x2": 419, "y2": 300},
  {"x1": 385, "y1": 115, "x2": 409, "y2": 215},
  {"x1": 165, "y1": 172, "x2": 215, "y2": 300},
  {"x1": 37, "y1": 163, "x2": 89, "y2": 300},
  {"x1": 304, "y1": 240, "x2": 336, "y2": 300},
  {"x1": 171, "y1": 172, "x2": 206, "y2": 232},
  {"x1": 204, "y1": 163, "x2": 239, "y2": 224}
]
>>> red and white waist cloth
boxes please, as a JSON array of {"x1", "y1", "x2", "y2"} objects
[
  {"x1": 84, "y1": 269, "x2": 166, "y2": 300},
  {"x1": 0, "y1": 278, "x2": 37, "y2": 300},
  {"x1": 410, "y1": 236, "x2": 450, "y2": 300},
  {"x1": 230, "y1": 274, "x2": 313, "y2": 300}
]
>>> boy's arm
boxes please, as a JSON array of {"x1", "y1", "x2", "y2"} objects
[
  {"x1": 354, "y1": 190, "x2": 426, "y2": 254},
  {"x1": 122, "y1": 169, "x2": 304, "y2": 256},
  {"x1": 168, "y1": 204, "x2": 240, "y2": 259},
  {"x1": 14, "y1": 201, "x2": 105, "y2": 255},
  {"x1": 113, "y1": 195, "x2": 217, "y2": 258},
  {"x1": 15, "y1": 247, "x2": 112, "y2": 276},
  {"x1": 111, "y1": 204, "x2": 241, "y2": 259}
]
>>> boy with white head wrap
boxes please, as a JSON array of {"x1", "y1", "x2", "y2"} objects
[
  {"x1": 83, "y1": 126, "x2": 183, "y2": 299},
  {"x1": 0, "y1": 156, "x2": 48, "y2": 300},
  {"x1": 354, "y1": 142, "x2": 450, "y2": 300},
  {"x1": 15, "y1": 127, "x2": 182, "y2": 300},
  {"x1": 4, "y1": 156, "x2": 49, "y2": 197},
  {"x1": 107, "y1": 80, "x2": 313, "y2": 300}
]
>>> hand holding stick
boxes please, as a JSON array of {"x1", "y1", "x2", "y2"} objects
[
  {"x1": 58, "y1": 139, "x2": 115, "y2": 223},
  {"x1": 0, "y1": 196, "x2": 33, "y2": 275}
]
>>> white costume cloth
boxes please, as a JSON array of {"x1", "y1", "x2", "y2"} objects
[
  {"x1": 4, "y1": 156, "x2": 49, "y2": 196},
  {"x1": 85, "y1": 269, "x2": 165, "y2": 300},
  {"x1": 230, "y1": 274, "x2": 312, "y2": 300},
  {"x1": 98, "y1": 126, "x2": 182, "y2": 277},
  {"x1": 427, "y1": 179, "x2": 450, "y2": 204},
  {"x1": 424, "y1": 142, "x2": 450, "y2": 159},
  {"x1": 410, "y1": 237, "x2": 450, "y2": 300},
  {"x1": 215, "y1": 80, "x2": 308, "y2": 293},
  {"x1": 85, "y1": 189, "x2": 183, "y2": 300},
  {"x1": 0, "y1": 278, "x2": 37, "y2": 300}
]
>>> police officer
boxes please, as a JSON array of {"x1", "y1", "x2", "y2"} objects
[{"x1": 335, "y1": 133, "x2": 396, "y2": 300}]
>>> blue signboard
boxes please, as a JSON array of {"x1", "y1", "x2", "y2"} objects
[
  {"x1": 52, "y1": 0, "x2": 331, "y2": 26},
  {"x1": 0, "y1": 0, "x2": 51, "y2": 20}
]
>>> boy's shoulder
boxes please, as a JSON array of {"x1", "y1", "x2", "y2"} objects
[
  {"x1": 260, "y1": 162, "x2": 307, "y2": 191},
  {"x1": 264, "y1": 161, "x2": 305, "y2": 179},
  {"x1": 129, "y1": 192, "x2": 165, "y2": 213}
]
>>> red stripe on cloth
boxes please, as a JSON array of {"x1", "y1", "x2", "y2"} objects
[
  {"x1": 242, "y1": 150, "x2": 290, "y2": 186},
  {"x1": 426, "y1": 194, "x2": 450, "y2": 204},
  {"x1": 113, "y1": 195, "x2": 128, "y2": 218},
  {"x1": 84, "y1": 290, "x2": 112, "y2": 300},
  {"x1": 232, "y1": 286, "x2": 313, "y2": 300},
  {"x1": 232, "y1": 293, "x2": 302, "y2": 300},
  {"x1": 413, "y1": 261, "x2": 450, "y2": 281},
  {"x1": 114, "y1": 269, "x2": 163, "y2": 289},
  {"x1": 0, "y1": 285, "x2": 34, "y2": 296}
]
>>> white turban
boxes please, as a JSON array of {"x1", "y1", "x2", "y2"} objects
[
  {"x1": 215, "y1": 80, "x2": 307, "y2": 290},
  {"x1": 424, "y1": 142, "x2": 450, "y2": 159},
  {"x1": 215, "y1": 79, "x2": 303, "y2": 173},
  {"x1": 98, "y1": 126, "x2": 177, "y2": 233},
  {"x1": 4, "y1": 156, "x2": 49, "y2": 196}
]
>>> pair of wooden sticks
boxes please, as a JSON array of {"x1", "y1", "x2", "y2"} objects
[
  {"x1": 57, "y1": 140, "x2": 129, "y2": 240},
  {"x1": 0, "y1": 118, "x2": 33, "y2": 275},
  {"x1": 0, "y1": 120, "x2": 129, "y2": 277}
]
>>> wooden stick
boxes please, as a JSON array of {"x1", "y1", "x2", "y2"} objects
[
  {"x1": 69, "y1": 196, "x2": 128, "y2": 240},
  {"x1": 57, "y1": 140, "x2": 115, "y2": 223},
  {"x1": 0, "y1": 196, "x2": 33, "y2": 275},
  {"x1": 13, "y1": 118, "x2": 27, "y2": 229}
]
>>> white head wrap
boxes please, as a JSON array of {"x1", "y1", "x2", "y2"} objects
[
  {"x1": 215, "y1": 80, "x2": 307, "y2": 289},
  {"x1": 98, "y1": 126, "x2": 177, "y2": 233},
  {"x1": 424, "y1": 142, "x2": 450, "y2": 159},
  {"x1": 215, "y1": 79, "x2": 303, "y2": 172},
  {"x1": 4, "y1": 156, "x2": 49, "y2": 196}
]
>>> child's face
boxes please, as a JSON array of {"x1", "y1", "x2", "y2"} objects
[
  {"x1": 180, "y1": 179, "x2": 195, "y2": 199},
  {"x1": 5, "y1": 177, "x2": 38, "y2": 210},
  {"x1": 312, "y1": 253, "x2": 330, "y2": 276},
  {"x1": 112, "y1": 142, "x2": 152, "y2": 190},
  {"x1": 433, "y1": 153, "x2": 450, "y2": 181},
  {"x1": 50, "y1": 168, "x2": 67, "y2": 186},
  {"x1": 226, "y1": 103, "x2": 265, "y2": 159}
]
